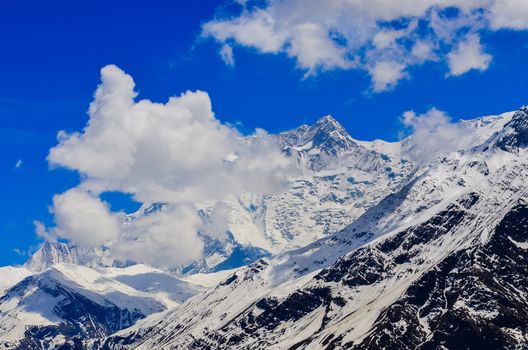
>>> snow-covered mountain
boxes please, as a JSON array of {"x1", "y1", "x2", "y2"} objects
[
  {"x1": 101, "y1": 107, "x2": 528, "y2": 349},
  {"x1": 0, "y1": 263, "x2": 166, "y2": 350},
  {"x1": 68, "y1": 115, "x2": 413, "y2": 275},
  {"x1": 3, "y1": 108, "x2": 526, "y2": 349},
  {"x1": 0, "y1": 250, "x2": 231, "y2": 349},
  {"x1": 184, "y1": 115, "x2": 415, "y2": 272},
  {"x1": 28, "y1": 115, "x2": 411, "y2": 275},
  {"x1": 187, "y1": 113, "x2": 514, "y2": 274},
  {"x1": 3, "y1": 114, "x2": 410, "y2": 349},
  {"x1": 24, "y1": 242, "x2": 79, "y2": 272}
]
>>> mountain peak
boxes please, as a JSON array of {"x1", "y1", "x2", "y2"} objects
[
  {"x1": 312, "y1": 115, "x2": 347, "y2": 134},
  {"x1": 25, "y1": 241, "x2": 78, "y2": 272},
  {"x1": 278, "y1": 114, "x2": 358, "y2": 156},
  {"x1": 308, "y1": 115, "x2": 357, "y2": 155},
  {"x1": 314, "y1": 114, "x2": 339, "y2": 125}
]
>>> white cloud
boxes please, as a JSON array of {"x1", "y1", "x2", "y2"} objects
[
  {"x1": 48, "y1": 65, "x2": 292, "y2": 204},
  {"x1": 288, "y1": 23, "x2": 352, "y2": 72},
  {"x1": 373, "y1": 29, "x2": 406, "y2": 50},
  {"x1": 489, "y1": 0, "x2": 528, "y2": 30},
  {"x1": 14, "y1": 159, "x2": 22, "y2": 169},
  {"x1": 447, "y1": 34, "x2": 492, "y2": 76},
  {"x1": 401, "y1": 108, "x2": 471, "y2": 163},
  {"x1": 411, "y1": 41, "x2": 435, "y2": 61},
  {"x1": 42, "y1": 65, "x2": 294, "y2": 267},
  {"x1": 34, "y1": 220, "x2": 54, "y2": 241},
  {"x1": 220, "y1": 44, "x2": 235, "y2": 66},
  {"x1": 203, "y1": 0, "x2": 528, "y2": 91},
  {"x1": 200, "y1": 201, "x2": 232, "y2": 240},
  {"x1": 40, "y1": 188, "x2": 122, "y2": 247},
  {"x1": 112, "y1": 205, "x2": 204, "y2": 267},
  {"x1": 204, "y1": 10, "x2": 286, "y2": 53},
  {"x1": 369, "y1": 61, "x2": 407, "y2": 92},
  {"x1": 13, "y1": 248, "x2": 26, "y2": 256}
]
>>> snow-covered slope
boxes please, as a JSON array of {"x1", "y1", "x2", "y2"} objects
[
  {"x1": 0, "y1": 263, "x2": 167, "y2": 350},
  {"x1": 1, "y1": 250, "x2": 234, "y2": 350},
  {"x1": 2, "y1": 108, "x2": 524, "y2": 350},
  {"x1": 97, "y1": 264, "x2": 231, "y2": 306},
  {"x1": 0, "y1": 266, "x2": 31, "y2": 294},
  {"x1": 102, "y1": 107, "x2": 528, "y2": 349}
]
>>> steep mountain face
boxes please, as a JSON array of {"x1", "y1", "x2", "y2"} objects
[
  {"x1": 187, "y1": 115, "x2": 414, "y2": 273},
  {"x1": 0, "y1": 267, "x2": 31, "y2": 294},
  {"x1": 354, "y1": 203, "x2": 528, "y2": 349},
  {"x1": 277, "y1": 115, "x2": 393, "y2": 173},
  {"x1": 25, "y1": 242, "x2": 79, "y2": 272},
  {"x1": 102, "y1": 107, "x2": 528, "y2": 350},
  {"x1": 278, "y1": 115, "x2": 362, "y2": 158},
  {"x1": 485, "y1": 106, "x2": 528, "y2": 152},
  {"x1": 191, "y1": 113, "x2": 515, "y2": 273},
  {"x1": 30, "y1": 114, "x2": 511, "y2": 276}
]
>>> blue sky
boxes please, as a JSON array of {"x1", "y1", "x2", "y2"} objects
[{"x1": 1, "y1": 0, "x2": 528, "y2": 265}]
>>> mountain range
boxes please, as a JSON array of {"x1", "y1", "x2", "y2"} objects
[{"x1": 1, "y1": 107, "x2": 527, "y2": 349}]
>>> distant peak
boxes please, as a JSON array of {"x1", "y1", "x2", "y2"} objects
[
  {"x1": 25, "y1": 241, "x2": 78, "y2": 272},
  {"x1": 277, "y1": 114, "x2": 360, "y2": 157},
  {"x1": 317, "y1": 114, "x2": 337, "y2": 122},
  {"x1": 313, "y1": 115, "x2": 341, "y2": 128}
]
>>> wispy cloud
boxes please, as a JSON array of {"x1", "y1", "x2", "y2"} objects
[
  {"x1": 14, "y1": 159, "x2": 22, "y2": 169},
  {"x1": 220, "y1": 44, "x2": 235, "y2": 67},
  {"x1": 13, "y1": 248, "x2": 27, "y2": 257},
  {"x1": 203, "y1": 0, "x2": 528, "y2": 91}
]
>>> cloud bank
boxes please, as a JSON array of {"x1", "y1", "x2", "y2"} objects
[
  {"x1": 39, "y1": 65, "x2": 293, "y2": 267},
  {"x1": 203, "y1": 0, "x2": 528, "y2": 91}
]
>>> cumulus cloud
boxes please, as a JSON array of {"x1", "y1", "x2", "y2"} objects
[
  {"x1": 447, "y1": 34, "x2": 492, "y2": 76},
  {"x1": 401, "y1": 108, "x2": 471, "y2": 163},
  {"x1": 203, "y1": 0, "x2": 528, "y2": 91},
  {"x1": 36, "y1": 188, "x2": 122, "y2": 247},
  {"x1": 40, "y1": 65, "x2": 293, "y2": 268},
  {"x1": 48, "y1": 65, "x2": 292, "y2": 204},
  {"x1": 369, "y1": 61, "x2": 407, "y2": 92}
]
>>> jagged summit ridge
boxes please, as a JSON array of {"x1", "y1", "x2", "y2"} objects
[
  {"x1": 278, "y1": 115, "x2": 360, "y2": 156},
  {"x1": 24, "y1": 241, "x2": 78, "y2": 272}
]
